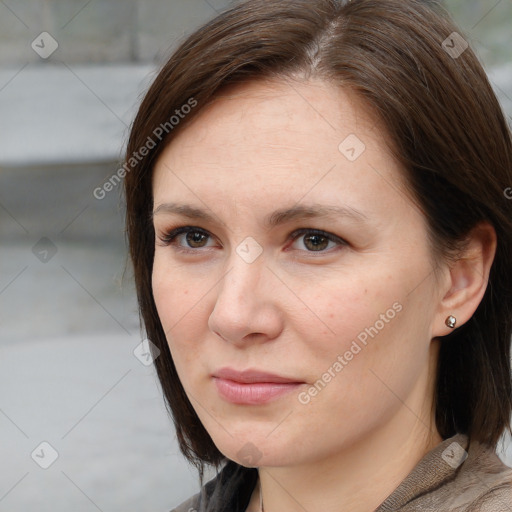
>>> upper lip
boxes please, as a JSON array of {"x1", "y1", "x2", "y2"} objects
[{"x1": 212, "y1": 367, "x2": 303, "y2": 384}]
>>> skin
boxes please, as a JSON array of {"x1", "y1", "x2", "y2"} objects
[{"x1": 151, "y1": 78, "x2": 496, "y2": 512}]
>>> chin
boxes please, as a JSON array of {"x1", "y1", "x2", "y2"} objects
[{"x1": 213, "y1": 433, "x2": 302, "y2": 468}]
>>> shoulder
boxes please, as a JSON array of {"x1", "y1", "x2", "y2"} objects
[
  {"x1": 378, "y1": 434, "x2": 512, "y2": 511},
  {"x1": 445, "y1": 437, "x2": 512, "y2": 511},
  {"x1": 469, "y1": 484, "x2": 512, "y2": 512}
]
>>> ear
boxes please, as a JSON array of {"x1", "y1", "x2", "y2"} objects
[{"x1": 432, "y1": 222, "x2": 497, "y2": 337}]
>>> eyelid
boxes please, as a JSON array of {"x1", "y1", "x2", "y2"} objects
[{"x1": 289, "y1": 228, "x2": 348, "y2": 244}]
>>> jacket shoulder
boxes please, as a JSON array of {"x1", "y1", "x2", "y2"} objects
[
  {"x1": 455, "y1": 446, "x2": 512, "y2": 512},
  {"x1": 468, "y1": 479, "x2": 512, "y2": 512}
]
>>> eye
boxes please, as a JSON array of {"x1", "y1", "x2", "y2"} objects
[
  {"x1": 157, "y1": 226, "x2": 347, "y2": 254},
  {"x1": 288, "y1": 228, "x2": 346, "y2": 252},
  {"x1": 158, "y1": 226, "x2": 217, "y2": 250}
]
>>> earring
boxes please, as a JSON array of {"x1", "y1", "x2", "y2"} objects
[{"x1": 445, "y1": 315, "x2": 456, "y2": 329}]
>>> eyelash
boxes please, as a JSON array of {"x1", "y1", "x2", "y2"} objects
[{"x1": 157, "y1": 226, "x2": 347, "y2": 254}]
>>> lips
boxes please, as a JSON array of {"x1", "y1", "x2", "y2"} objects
[
  {"x1": 213, "y1": 367, "x2": 302, "y2": 384},
  {"x1": 212, "y1": 367, "x2": 304, "y2": 405}
]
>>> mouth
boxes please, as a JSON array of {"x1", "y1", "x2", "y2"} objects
[{"x1": 212, "y1": 367, "x2": 305, "y2": 405}]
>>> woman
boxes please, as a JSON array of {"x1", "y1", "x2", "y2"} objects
[{"x1": 124, "y1": 0, "x2": 512, "y2": 510}]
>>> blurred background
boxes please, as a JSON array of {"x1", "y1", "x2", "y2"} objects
[{"x1": 0, "y1": 0, "x2": 511, "y2": 511}]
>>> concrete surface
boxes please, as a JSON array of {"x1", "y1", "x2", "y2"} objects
[
  {"x1": 0, "y1": 333, "x2": 201, "y2": 512},
  {"x1": 0, "y1": 64, "x2": 155, "y2": 167}
]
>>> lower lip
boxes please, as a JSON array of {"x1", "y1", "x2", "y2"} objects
[{"x1": 213, "y1": 377, "x2": 303, "y2": 405}]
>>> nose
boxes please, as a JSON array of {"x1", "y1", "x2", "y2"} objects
[{"x1": 208, "y1": 255, "x2": 284, "y2": 346}]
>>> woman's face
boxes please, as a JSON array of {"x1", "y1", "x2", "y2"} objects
[{"x1": 151, "y1": 79, "x2": 446, "y2": 468}]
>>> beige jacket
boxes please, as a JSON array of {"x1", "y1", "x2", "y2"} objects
[{"x1": 171, "y1": 434, "x2": 512, "y2": 512}]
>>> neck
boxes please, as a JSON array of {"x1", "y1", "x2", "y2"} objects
[{"x1": 256, "y1": 423, "x2": 441, "y2": 512}]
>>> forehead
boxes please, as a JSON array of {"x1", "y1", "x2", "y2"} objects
[
  {"x1": 160, "y1": 78, "x2": 380, "y2": 156},
  {"x1": 152, "y1": 78, "x2": 409, "y2": 216}
]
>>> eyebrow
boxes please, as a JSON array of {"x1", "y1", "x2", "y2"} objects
[{"x1": 152, "y1": 202, "x2": 368, "y2": 227}]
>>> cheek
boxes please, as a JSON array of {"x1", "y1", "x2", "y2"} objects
[
  {"x1": 295, "y1": 273, "x2": 400, "y2": 362},
  {"x1": 293, "y1": 270, "x2": 428, "y2": 418},
  {"x1": 151, "y1": 256, "x2": 208, "y2": 371},
  {"x1": 300, "y1": 272, "x2": 432, "y2": 409}
]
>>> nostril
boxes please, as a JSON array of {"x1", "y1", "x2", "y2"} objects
[{"x1": 213, "y1": 330, "x2": 228, "y2": 342}]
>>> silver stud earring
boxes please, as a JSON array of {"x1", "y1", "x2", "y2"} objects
[{"x1": 445, "y1": 315, "x2": 456, "y2": 329}]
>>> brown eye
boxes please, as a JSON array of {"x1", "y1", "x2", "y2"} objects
[
  {"x1": 186, "y1": 231, "x2": 209, "y2": 248},
  {"x1": 303, "y1": 234, "x2": 330, "y2": 251},
  {"x1": 289, "y1": 228, "x2": 346, "y2": 253}
]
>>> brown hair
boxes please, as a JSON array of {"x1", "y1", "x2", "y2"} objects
[{"x1": 124, "y1": 0, "x2": 512, "y2": 471}]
